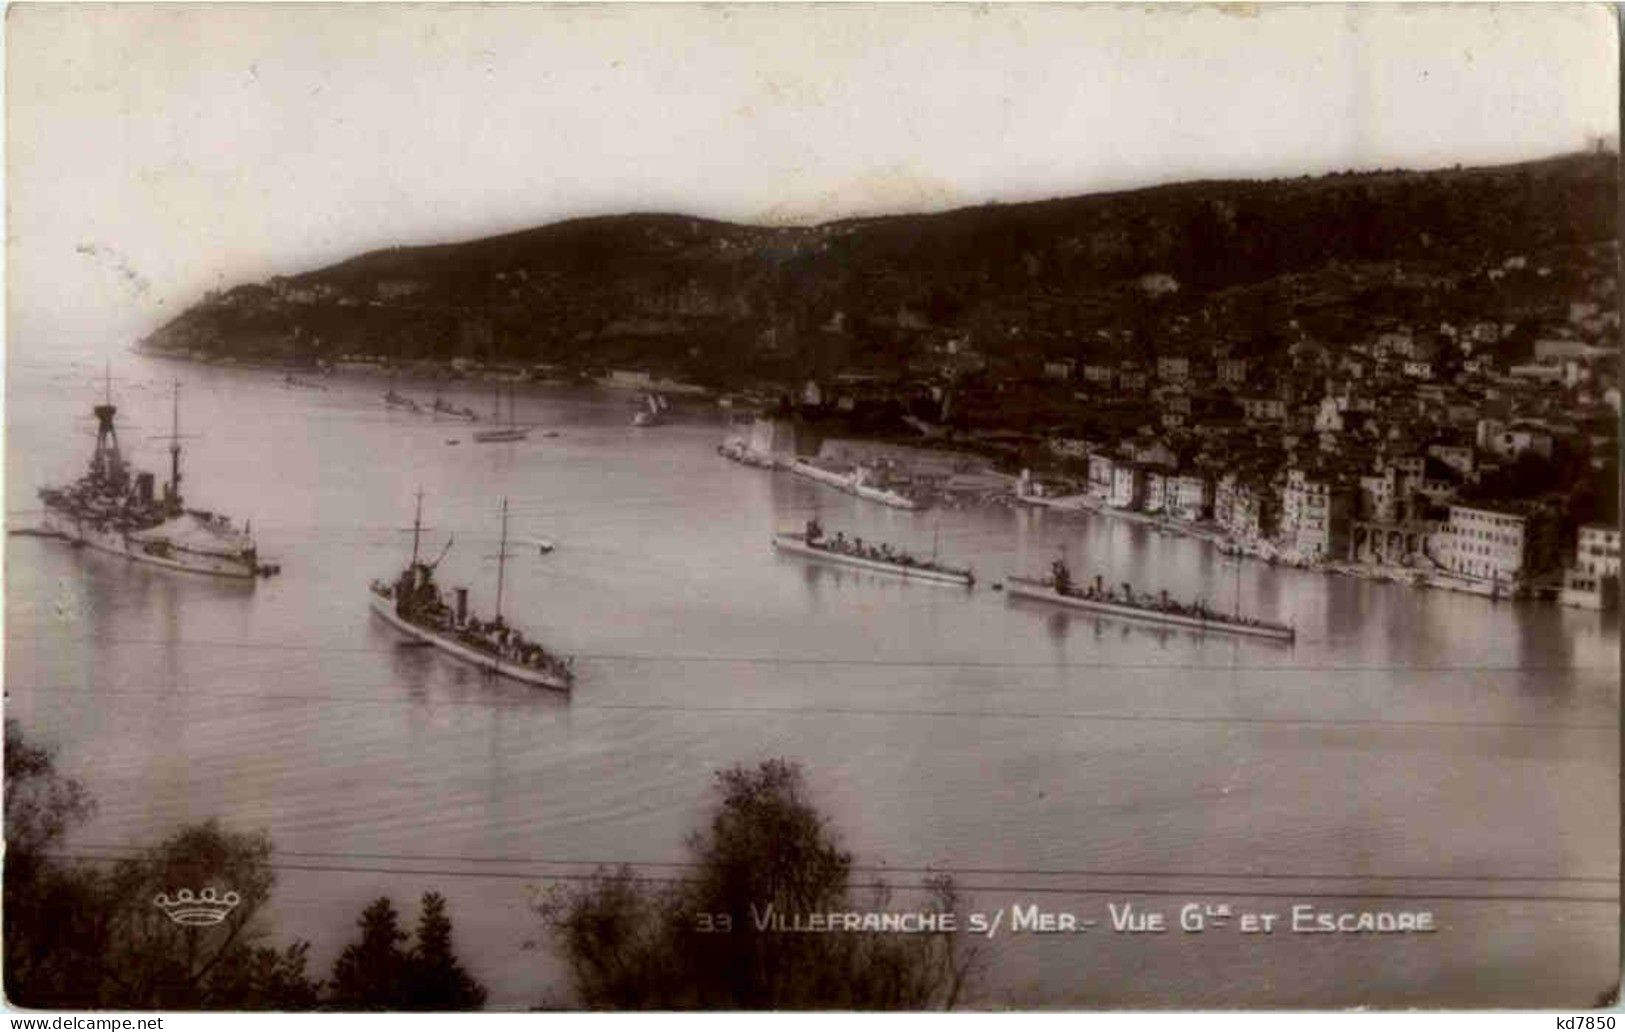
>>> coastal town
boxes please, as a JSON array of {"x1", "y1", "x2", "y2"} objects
[
  {"x1": 147, "y1": 225, "x2": 1621, "y2": 611},
  {"x1": 714, "y1": 243, "x2": 1622, "y2": 611},
  {"x1": 133, "y1": 146, "x2": 1619, "y2": 620}
]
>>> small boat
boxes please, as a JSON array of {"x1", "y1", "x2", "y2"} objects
[
  {"x1": 1007, "y1": 559, "x2": 1294, "y2": 642},
  {"x1": 473, "y1": 382, "x2": 531, "y2": 443},
  {"x1": 771, "y1": 520, "x2": 973, "y2": 587},
  {"x1": 432, "y1": 395, "x2": 478, "y2": 421},
  {"x1": 631, "y1": 392, "x2": 669, "y2": 427}
]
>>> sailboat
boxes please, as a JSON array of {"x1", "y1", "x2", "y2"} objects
[
  {"x1": 631, "y1": 391, "x2": 669, "y2": 427},
  {"x1": 472, "y1": 381, "x2": 530, "y2": 442},
  {"x1": 368, "y1": 492, "x2": 574, "y2": 689}
]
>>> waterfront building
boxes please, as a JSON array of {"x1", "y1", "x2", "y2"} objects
[
  {"x1": 1110, "y1": 462, "x2": 1147, "y2": 510},
  {"x1": 1429, "y1": 503, "x2": 1560, "y2": 585},
  {"x1": 1350, "y1": 517, "x2": 1439, "y2": 566},
  {"x1": 1166, "y1": 473, "x2": 1213, "y2": 522},
  {"x1": 1560, "y1": 523, "x2": 1621, "y2": 609},
  {"x1": 1087, "y1": 452, "x2": 1115, "y2": 502},
  {"x1": 1278, "y1": 468, "x2": 1354, "y2": 561}
]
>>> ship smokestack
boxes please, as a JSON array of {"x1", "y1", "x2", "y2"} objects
[
  {"x1": 455, "y1": 587, "x2": 468, "y2": 624},
  {"x1": 135, "y1": 472, "x2": 154, "y2": 505}
]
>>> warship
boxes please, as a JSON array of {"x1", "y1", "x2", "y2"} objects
[
  {"x1": 772, "y1": 519, "x2": 973, "y2": 586},
  {"x1": 37, "y1": 375, "x2": 276, "y2": 580},
  {"x1": 369, "y1": 493, "x2": 573, "y2": 690},
  {"x1": 1007, "y1": 558, "x2": 1295, "y2": 641}
]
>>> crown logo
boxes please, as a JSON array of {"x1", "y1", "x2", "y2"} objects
[{"x1": 152, "y1": 887, "x2": 241, "y2": 926}]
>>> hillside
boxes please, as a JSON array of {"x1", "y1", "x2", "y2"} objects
[{"x1": 140, "y1": 151, "x2": 1618, "y2": 386}]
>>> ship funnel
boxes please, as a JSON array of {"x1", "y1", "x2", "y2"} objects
[
  {"x1": 135, "y1": 471, "x2": 155, "y2": 505},
  {"x1": 455, "y1": 587, "x2": 468, "y2": 624}
]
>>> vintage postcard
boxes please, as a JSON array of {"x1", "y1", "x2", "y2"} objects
[{"x1": 5, "y1": 2, "x2": 1618, "y2": 1013}]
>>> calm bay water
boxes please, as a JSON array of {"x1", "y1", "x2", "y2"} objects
[{"x1": 5, "y1": 346, "x2": 1618, "y2": 1008}]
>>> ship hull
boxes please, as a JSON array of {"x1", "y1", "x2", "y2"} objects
[
  {"x1": 368, "y1": 591, "x2": 572, "y2": 690},
  {"x1": 789, "y1": 460, "x2": 920, "y2": 510},
  {"x1": 1005, "y1": 577, "x2": 1295, "y2": 641},
  {"x1": 471, "y1": 428, "x2": 530, "y2": 442},
  {"x1": 40, "y1": 508, "x2": 258, "y2": 580},
  {"x1": 771, "y1": 534, "x2": 972, "y2": 586}
]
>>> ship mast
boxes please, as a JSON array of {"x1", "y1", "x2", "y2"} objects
[
  {"x1": 494, "y1": 496, "x2": 509, "y2": 622},
  {"x1": 91, "y1": 361, "x2": 123, "y2": 484},
  {"x1": 411, "y1": 488, "x2": 424, "y2": 566},
  {"x1": 1233, "y1": 552, "x2": 1241, "y2": 619},
  {"x1": 168, "y1": 379, "x2": 183, "y2": 508}
]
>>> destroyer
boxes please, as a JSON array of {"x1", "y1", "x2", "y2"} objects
[
  {"x1": 37, "y1": 376, "x2": 276, "y2": 579},
  {"x1": 368, "y1": 493, "x2": 573, "y2": 690},
  {"x1": 1007, "y1": 559, "x2": 1294, "y2": 641},
  {"x1": 772, "y1": 520, "x2": 973, "y2": 586}
]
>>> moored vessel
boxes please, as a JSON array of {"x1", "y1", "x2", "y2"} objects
[
  {"x1": 789, "y1": 457, "x2": 922, "y2": 510},
  {"x1": 1007, "y1": 559, "x2": 1294, "y2": 641},
  {"x1": 368, "y1": 493, "x2": 573, "y2": 690},
  {"x1": 631, "y1": 391, "x2": 669, "y2": 427},
  {"x1": 37, "y1": 375, "x2": 276, "y2": 580},
  {"x1": 771, "y1": 520, "x2": 973, "y2": 586},
  {"x1": 472, "y1": 382, "x2": 531, "y2": 442}
]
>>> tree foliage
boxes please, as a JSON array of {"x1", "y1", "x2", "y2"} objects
[
  {"x1": 5, "y1": 721, "x2": 484, "y2": 1011},
  {"x1": 328, "y1": 893, "x2": 488, "y2": 1010},
  {"x1": 538, "y1": 759, "x2": 980, "y2": 1009}
]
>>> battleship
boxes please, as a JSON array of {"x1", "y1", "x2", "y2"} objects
[
  {"x1": 36, "y1": 376, "x2": 277, "y2": 580},
  {"x1": 368, "y1": 493, "x2": 574, "y2": 690},
  {"x1": 1007, "y1": 559, "x2": 1295, "y2": 642},
  {"x1": 772, "y1": 520, "x2": 974, "y2": 586}
]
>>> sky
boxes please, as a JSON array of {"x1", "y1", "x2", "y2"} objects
[{"x1": 6, "y1": 2, "x2": 1619, "y2": 352}]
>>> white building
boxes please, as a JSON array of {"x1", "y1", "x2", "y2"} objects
[
  {"x1": 1241, "y1": 396, "x2": 1288, "y2": 423},
  {"x1": 1157, "y1": 355, "x2": 1191, "y2": 385},
  {"x1": 1430, "y1": 504, "x2": 1555, "y2": 585},
  {"x1": 1109, "y1": 463, "x2": 1146, "y2": 510},
  {"x1": 1165, "y1": 473, "x2": 1211, "y2": 522},
  {"x1": 1476, "y1": 419, "x2": 1555, "y2": 461},
  {"x1": 1278, "y1": 469, "x2": 1352, "y2": 560},
  {"x1": 1087, "y1": 453, "x2": 1115, "y2": 502},
  {"x1": 1560, "y1": 524, "x2": 1621, "y2": 609}
]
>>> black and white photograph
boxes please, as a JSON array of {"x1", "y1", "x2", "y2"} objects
[{"x1": 4, "y1": 2, "x2": 1619, "y2": 1013}]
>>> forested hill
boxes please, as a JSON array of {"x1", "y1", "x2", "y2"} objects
[{"x1": 141, "y1": 151, "x2": 1617, "y2": 384}]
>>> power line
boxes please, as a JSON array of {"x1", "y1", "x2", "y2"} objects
[
  {"x1": 5, "y1": 633, "x2": 1612, "y2": 673},
  {"x1": 61, "y1": 843, "x2": 1619, "y2": 886},
  {"x1": 6, "y1": 683, "x2": 1613, "y2": 732},
  {"x1": 46, "y1": 852, "x2": 1618, "y2": 905}
]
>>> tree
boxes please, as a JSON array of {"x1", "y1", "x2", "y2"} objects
[
  {"x1": 4, "y1": 721, "x2": 321, "y2": 1010},
  {"x1": 406, "y1": 892, "x2": 488, "y2": 1010},
  {"x1": 537, "y1": 759, "x2": 980, "y2": 1009},
  {"x1": 91, "y1": 820, "x2": 320, "y2": 1009},
  {"x1": 328, "y1": 893, "x2": 488, "y2": 1010},
  {"x1": 4, "y1": 720, "x2": 99, "y2": 1007},
  {"x1": 328, "y1": 898, "x2": 410, "y2": 1009}
]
